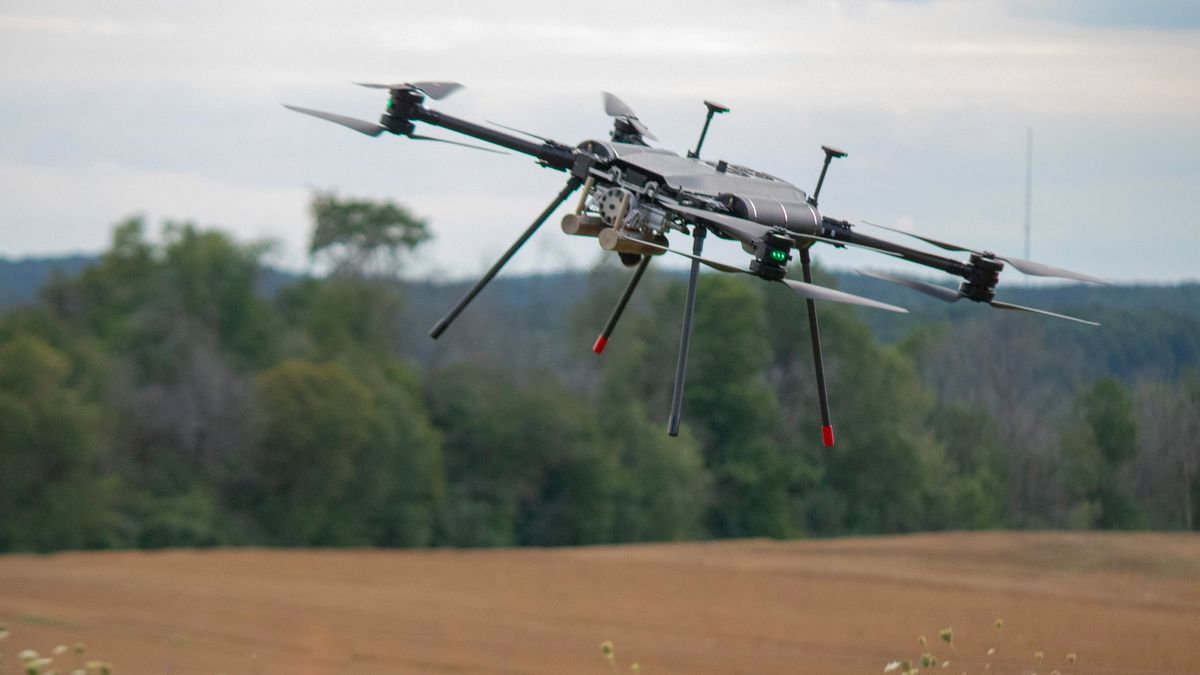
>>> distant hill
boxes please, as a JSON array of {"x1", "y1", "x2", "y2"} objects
[
  {"x1": 0, "y1": 254, "x2": 302, "y2": 312},
  {"x1": 0, "y1": 255, "x2": 94, "y2": 310},
  {"x1": 5, "y1": 254, "x2": 1198, "y2": 382}
]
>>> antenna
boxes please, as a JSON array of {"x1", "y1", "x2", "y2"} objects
[
  {"x1": 1024, "y1": 126, "x2": 1033, "y2": 262},
  {"x1": 809, "y1": 145, "x2": 847, "y2": 207},
  {"x1": 688, "y1": 100, "x2": 730, "y2": 158}
]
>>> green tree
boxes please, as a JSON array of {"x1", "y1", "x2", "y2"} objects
[
  {"x1": 1062, "y1": 378, "x2": 1144, "y2": 529},
  {"x1": 277, "y1": 277, "x2": 404, "y2": 361},
  {"x1": 685, "y1": 275, "x2": 795, "y2": 538},
  {"x1": 823, "y1": 308, "x2": 939, "y2": 533},
  {"x1": 765, "y1": 271, "x2": 948, "y2": 535},
  {"x1": 598, "y1": 396, "x2": 710, "y2": 542},
  {"x1": 925, "y1": 405, "x2": 1009, "y2": 529},
  {"x1": 251, "y1": 356, "x2": 445, "y2": 548},
  {"x1": 159, "y1": 222, "x2": 279, "y2": 368},
  {"x1": 42, "y1": 216, "x2": 157, "y2": 352},
  {"x1": 427, "y1": 366, "x2": 620, "y2": 546},
  {"x1": 310, "y1": 191, "x2": 431, "y2": 276},
  {"x1": 1133, "y1": 375, "x2": 1200, "y2": 529},
  {"x1": 0, "y1": 333, "x2": 125, "y2": 551},
  {"x1": 352, "y1": 362, "x2": 445, "y2": 546},
  {"x1": 252, "y1": 360, "x2": 374, "y2": 545},
  {"x1": 424, "y1": 366, "x2": 526, "y2": 546},
  {"x1": 45, "y1": 218, "x2": 279, "y2": 379}
]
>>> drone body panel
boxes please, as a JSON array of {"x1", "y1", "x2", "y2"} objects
[{"x1": 595, "y1": 141, "x2": 808, "y2": 203}]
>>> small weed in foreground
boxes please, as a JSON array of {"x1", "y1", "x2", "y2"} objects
[
  {"x1": 886, "y1": 618, "x2": 1079, "y2": 675},
  {"x1": 599, "y1": 640, "x2": 640, "y2": 673},
  {"x1": 1, "y1": 623, "x2": 113, "y2": 675}
]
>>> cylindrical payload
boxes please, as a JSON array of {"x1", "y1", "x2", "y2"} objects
[
  {"x1": 561, "y1": 213, "x2": 607, "y2": 238},
  {"x1": 722, "y1": 194, "x2": 821, "y2": 235},
  {"x1": 598, "y1": 228, "x2": 668, "y2": 257}
]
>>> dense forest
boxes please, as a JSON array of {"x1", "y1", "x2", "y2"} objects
[{"x1": 2, "y1": 195, "x2": 1197, "y2": 552}]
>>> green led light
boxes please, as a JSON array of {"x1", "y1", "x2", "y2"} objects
[{"x1": 769, "y1": 249, "x2": 788, "y2": 263}]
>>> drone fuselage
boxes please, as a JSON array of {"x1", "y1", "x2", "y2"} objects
[{"x1": 285, "y1": 81, "x2": 1106, "y2": 442}]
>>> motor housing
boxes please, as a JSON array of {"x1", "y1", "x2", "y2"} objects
[
  {"x1": 959, "y1": 253, "x2": 1004, "y2": 302},
  {"x1": 749, "y1": 231, "x2": 793, "y2": 281}
]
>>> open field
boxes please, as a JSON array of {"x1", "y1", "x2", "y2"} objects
[{"x1": 1, "y1": 532, "x2": 1198, "y2": 674}]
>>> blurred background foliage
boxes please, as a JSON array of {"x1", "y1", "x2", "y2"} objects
[{"x1": 1, "y1": 194, "x2": 1197, "y2": 552}]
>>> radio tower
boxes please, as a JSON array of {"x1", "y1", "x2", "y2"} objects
[{"x1": 1024, "y1": 127, "x2": 1033, "y2": 262}]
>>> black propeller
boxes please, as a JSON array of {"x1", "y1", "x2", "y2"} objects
[
  {"x1": 408, "y1": 134, "x2": 509, "y2": 154},
  {"x1": 486, "y1": 120, "x2": 553, "y2": 143},
  {"x1": 603, "y1": 92, "x2": 658, "y2": 141},
  {"x1": 612, "y1": 233, "x2": 908, "y2": 313},
  {"x1": 282, "y1": 104, "x2": 386, "y2": 136},
  {"x1": 282, "y1": 104, "x2": 507, "y2": 154},
  {"x1": 860, "y1": 221, "x2": 1112, "y2": 285},
  {"x1": 856, "y1": 269, "x2": 1099, "y2": 326},
  {"x1": 356, "y1": 80, "x2": 464, "y2": 100},
  {"x1": 667, "y1": 203, "x2": 771, "y2": 245}
]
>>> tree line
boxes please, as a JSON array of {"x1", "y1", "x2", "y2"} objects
[{"x1": 1, "y1": 195, "x2": 1196, "y2": 552}]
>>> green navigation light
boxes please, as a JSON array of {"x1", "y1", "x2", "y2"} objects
[{"x1": 769, "y1": 249, "x2": 788, "y2": 263}]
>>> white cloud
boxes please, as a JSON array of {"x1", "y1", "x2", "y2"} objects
[
  {"x1": 0, "y1": 0, "x2": 1196, "y2": 281},
  {"x1": 0, "y1": 159, "x2": 309, "y2": 262}
]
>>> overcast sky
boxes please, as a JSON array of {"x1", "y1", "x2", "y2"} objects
[{"x1": 1, "y1": 0, "x2": 1197, "y2": 283}]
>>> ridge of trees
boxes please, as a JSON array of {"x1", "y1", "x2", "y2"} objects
[{"x1": 1, "y1": 198, "x2": 1197, "y2": 552}]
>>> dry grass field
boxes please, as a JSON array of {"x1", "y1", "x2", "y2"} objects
[{"x1": 1, "y1": 532, "x2": 1198, "y2": 674}]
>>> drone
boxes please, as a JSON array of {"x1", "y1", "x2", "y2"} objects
[{"x1": 285, "y1": 81, "x2": 1109, "y2": 445}]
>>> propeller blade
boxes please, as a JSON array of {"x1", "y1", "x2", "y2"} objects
[
  {"x1": 630, "y1": 231, "x2": 906, "y2": 313},
  {"x1": 667, "y1": 204, "x2": 772, "y2": 245},
  {"x1": 602, "y1": 91, "x2": 637, "y2": 118},
  {"x1": 860, "y1": 220, "x2": 972, "y2": 253},
  {"x1": 988, "y1": 300, "x2": 1100, "y2": 326},
  {"x1": 486, "y1": 120, "x2": 552, "y2": 143},
  {"x1": 778, "y1": 279, "x2": 909, "y2": 314},
  {"x1": 283, "y1": 104, "x2": 386, "y2": 136},
  {"x1": 856, "y1": 268, "x2": 964, "y2": 303},
  {"x1": 628, "y1": 118, "x2": 659, "y2": 142},
  {"x1": 601, "y1": 92, "x2": 658, "y2": 141},
  {"x1": 996, "y1": 256, "x2": 1112, "y2": 285},
  {"x1": 616, "y1": 233, "x2": 746, "y2": 274},
  {"x1": 356, "y1": 81, "x2": 464, "y2": 100},
  {"x1": 859, "y1": 269, "x2": 1099, "y2": 324},
  {"x1": 792, "y1": 232, "x2": 906, "y2": 259},
  {"x1": 860, "y1": 220, "x2": 1110, "y2": 285},
  {"x1": 409, "y1": 133, "x2": 508, "y2": 155}
]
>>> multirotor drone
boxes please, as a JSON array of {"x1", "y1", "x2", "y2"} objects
[{"x1": 285, "y1": 81, "x2": 1108, "y2": 444}]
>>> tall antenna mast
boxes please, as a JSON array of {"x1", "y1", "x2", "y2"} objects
[{"x1": 1024, "y1": 126, "x2": 1033, "y2": 261}]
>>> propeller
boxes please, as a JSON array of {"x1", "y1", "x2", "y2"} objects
[
  {"x1": 791, "y1": 231, "x2": 907, "y2": 259},
  {"x1": 486, "y1": 120, "x2": 553, "y2": 143},
  {"x1": 856, "y1": 268, "x2": 1099, "y2": 326},
  {"x1": 667, "y1": 204, "x2": 772, "y2": 244},
  {"x1": 356, "y1": 80, "x2": 464, "y2": 100},
  {"x1": 860, "y1": 220, "x2": 1112, "y2": 285},
  {"x1": 602, "y1": 92, "x2": 658, "y2": 141},
  {"x1": 407, "y1": 134, "x2": 508, "y2": 154},
  {"x1": 614, "y1": 233, "x2": 907, "y2": 313},
  {"x1": 282, "y1": 104, "x2": 385, "y2": 136},
  {"x1": 856, "y1": 269, "x2": 963, "y2": 303},
  {"x1": 282, "y1": 105, "x2": 506, "y2": 154}
]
